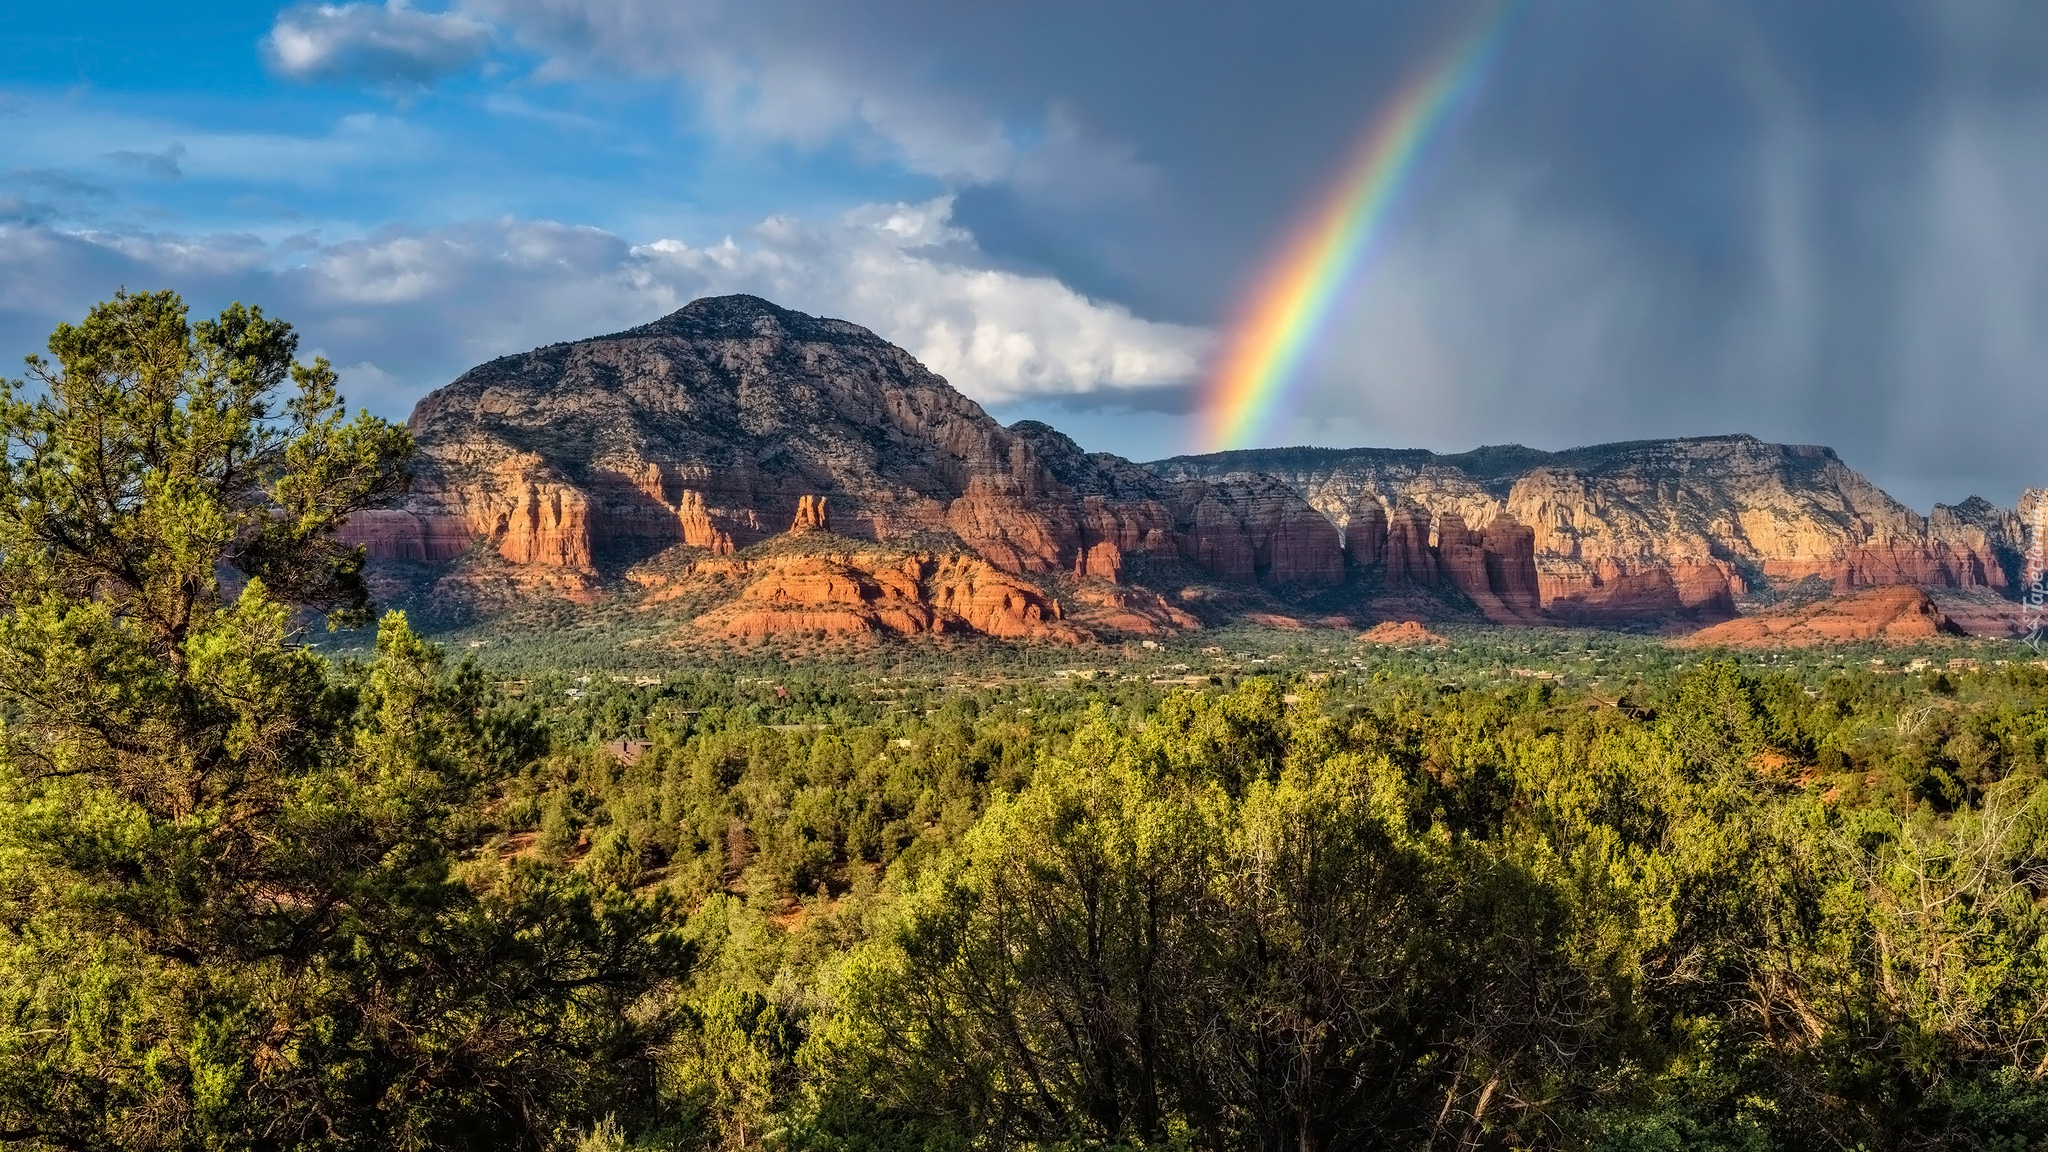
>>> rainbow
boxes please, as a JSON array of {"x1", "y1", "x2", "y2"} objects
[{"x1": 1197, "y1": 1, "x2": 1523, "y2": 452}]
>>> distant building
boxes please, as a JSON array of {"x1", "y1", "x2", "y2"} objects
[{"x1": 605, "y1": 738, "x2": 654, "y2": 765}]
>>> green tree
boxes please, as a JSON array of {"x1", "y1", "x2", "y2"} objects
[
  {"x1": 667, "y1": 987, "x2": 799, "y2": 1150},
  {"x1": 0, "y1": 292, "x2": 689, "y2": 1150},
  {"x1": 820, "y1": 687, "x2": 1611, "y2": 1152}
]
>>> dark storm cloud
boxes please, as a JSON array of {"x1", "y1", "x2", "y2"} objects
[
  {"x1": 462, "y1": 0, "x2": 2048, "y2": 507},
  {"x1": 473, "y1": 0, "x2": 1457, "y2": 320}
]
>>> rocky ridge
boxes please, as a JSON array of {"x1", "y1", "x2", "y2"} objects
[
  {"x1": 343, "y1": 295, "x2": 2037, "y2": 645},
  {"x1": 343, "y1": 296, "x2": 1344, "y2": 642},
  {"x1": 1151, "y1": 442, "x2": 2030, "y2": 627},
  {"x1": 1677, "y1": 586, "x2": 1965, "y2": 648}
]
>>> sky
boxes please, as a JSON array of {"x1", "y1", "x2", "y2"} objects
[{"x1": 2, "y1": 0, "x2": 2045, "y2": 510}]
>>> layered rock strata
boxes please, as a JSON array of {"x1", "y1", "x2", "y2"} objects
[
  {"x1": 685, "y1": 547, "x2": 1089, "y2": 644},
  {"x1": 342, "y1": 293, "x2": 2032, "y2": 640},
  {"x1": 625, "y1": 528, "x2": 1201, "y2": 643},
  {"x1": 346, "y1": 296, "x2": 1345, "y2": 632},
  {"x1": 1154, "y1": 437, "x2": 2024, "y2": 624},
  {"x1": 1356, "y1": 502, "x2": 1542, "y2": 624}
]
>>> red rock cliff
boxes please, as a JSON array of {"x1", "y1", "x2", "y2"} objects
[
  {"x1": 352, "y1": 295, "x2": 1341, "y2": 629},
  {"x1": 1382, "y1": 502, "x2": 1438, "y2": 588},
  {"x1": 1150, "y1": 436, "x2": 2021, "y2": 624}
]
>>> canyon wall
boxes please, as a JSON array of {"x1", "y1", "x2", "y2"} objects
[
  {"x1": 1152, "y1": 438, "x2": 2025, "y2": 624},
  {"x1": 1364, "y1": 503, "x2": 1544, "y2": 624}
]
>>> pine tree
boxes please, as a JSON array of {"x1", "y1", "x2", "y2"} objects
[{"x1": 0, "y1": 292, "x2": 689, "y2": 1151}]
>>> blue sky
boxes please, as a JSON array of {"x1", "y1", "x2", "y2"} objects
[{"x1": 3, "y1": 0, "x2": 2046, "y2": 510}]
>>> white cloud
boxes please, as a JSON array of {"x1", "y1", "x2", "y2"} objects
[
  {"x1": 264, "y1": 0, "x2": 492, "y2": 84},
  {"x1": 0, "y1": 200, "x2": 1207, "y2": 421},
  {"x1": 469, "y1": 0, "x2": 1153, "y2": 196},
  {"x1": 622, "y1": 200, "x2": 1208, "y2": 400}
]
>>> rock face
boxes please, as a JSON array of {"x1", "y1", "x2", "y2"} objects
[
  {"x1": 1346, "y1": 501, "x2": 1387, "y2": 567},
  {"x1": 684, "y1": 546, "x2": 1088, "y2": 644},
  {"x1": 1329, "y1": 498, "x2": 1543, "y2": 624},
  {"x1": 1153, "y1": 438, "x2": 2025, "y2": 625},
  {"x1": 1426, "y1": 511, "x2": 1543, "y2": 624},
  {"x1": 345, "y1": 294, "x2": 2032, "y2": 641},
  {"x1": 1380, "y1": 502, "x2": 1439, "y2": 588},
  {"x1": 1925, "y1": 589, "x2": 2029, "y2": 639},
  {"x1": 1482, "y1": 514, "x2": 1544, "y2": 617},
  {"x1": 345, "y1": 295, "x2": 1344, "y2": 642},
  {"x1": 1678, "y1": 586, "x2": 1964, "y2": 648},
  {"x1": 1165, "y1": 472, "x2": 1345, "y2": 587},
  {"x1": 623, "y1": 528, "x2": 1202, "y2": 643},
  {"x1": 790, "y1": 495, "x2": 830, "y2": 533}
]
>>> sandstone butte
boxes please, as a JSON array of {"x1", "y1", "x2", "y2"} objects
[
  {"x1": 338, "y1": 294, "x2": 2042, "y2": 645},
  {"x1": 1357, "y1": 621, "x2": 1449, "y2": 646},
  {"x1": 1677, "y1": 586, "x2": 1965, "y2": 648}
]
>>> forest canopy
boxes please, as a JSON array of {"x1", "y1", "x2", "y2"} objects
[{"x1": 2, "y1": 295, "x2": 2047, "y2": 1151}]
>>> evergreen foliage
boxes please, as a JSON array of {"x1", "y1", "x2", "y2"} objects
[
  {"x1": 5, "y1": 294, "x2": 2048, "y2": 1150},
  {"x1": 0, "y1": 294, "x2": 690, "y2": 1150}
]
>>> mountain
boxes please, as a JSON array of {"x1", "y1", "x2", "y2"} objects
[
  {"x1": 342, "y1": 294, "x2": 2033, "y2": 643},
  {"x1": 1151, "y1": 441, "x2": 2032, "y2": 628},
  {"x1": 341, "y1": 295, "x2": 1346, "y2": 642}
]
